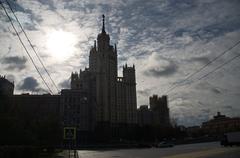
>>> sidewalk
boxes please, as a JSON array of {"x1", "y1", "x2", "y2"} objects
[{"x1": 56, "y1": 150, "x2": 78, "y2": 158}]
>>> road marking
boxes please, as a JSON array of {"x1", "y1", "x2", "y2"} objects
[{"x1": 162, "y1": 147, "x2": 240, "y2": 158}]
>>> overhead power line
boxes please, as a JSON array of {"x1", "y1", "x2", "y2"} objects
[
  {"x1": 196, "y1": 52, "x2": 240, "y2": 82},
  {"x1": 0, "y1": 1, "x2": 54, "y2": 94},
  {"x1": 164, "y1": 39, "x2": 240, "y2": 94},
  {"x1": 176, "y1": 52, "x2": 240, "y2": 93},
  {"x1": 5, "y1": 0, "x2": 60, "y2": 93}
]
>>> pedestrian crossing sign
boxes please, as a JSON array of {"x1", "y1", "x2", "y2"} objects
[{"x1": 63, "y1": 127, "x2": 76, "y2": 140}]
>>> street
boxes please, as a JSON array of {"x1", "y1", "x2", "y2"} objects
[{"x1": 76, "y1": 142, "x2": 240, "y2": 158}]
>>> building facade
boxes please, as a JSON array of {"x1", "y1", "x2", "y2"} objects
[
  {"x1": 0, "y1": 76, "x2": 14, "y2": 113},
  {"x1": 137, "y1": 95, "x2": 170, "y2": 127},
  {"x1": 137, "y1": 105, "x2": 153, "y2": 127},
  {"x1": 149, "y1": 95, "x2": 170, "y2": 127},
  {"x1": 0, "y1": 75, "x2": 14, "y2": 96},
  {"x1": 70, "y1": 15, "x2": 137, "y2": 128},
  {"x1": 202, "y1": 112, "x2": 240, "y2": 135}
]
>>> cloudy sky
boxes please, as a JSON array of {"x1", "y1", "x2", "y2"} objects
[{"x1": 0, "y1": 0, "x2": 240, "y2": 126}]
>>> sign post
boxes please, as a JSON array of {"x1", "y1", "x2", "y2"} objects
[
  {"x1": 64, "y1": 127, "x2": 76, "y2": 140},
  {"x1": 63, "y1": 127, "x2": 77, "y2": 158}
]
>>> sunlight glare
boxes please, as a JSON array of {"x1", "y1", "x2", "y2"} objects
[{"x1": 46, "y1": 30, "x2": 77, "y2": 60}]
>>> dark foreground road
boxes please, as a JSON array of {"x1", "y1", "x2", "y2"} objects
[{"x1": 75, "y1": 142, "x2": 240, "y2": 158}]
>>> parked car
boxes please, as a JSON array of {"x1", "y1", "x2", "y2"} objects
[{"x1": 157, "y1": 141, "x2": 174, "y2": 148}]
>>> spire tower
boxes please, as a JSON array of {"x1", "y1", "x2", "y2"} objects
[{"x1": 102, "y1": 14, "x2": 105, "y2": 33}]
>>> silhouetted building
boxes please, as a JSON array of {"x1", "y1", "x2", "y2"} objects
[
  {"x1": 0, "y1": 75, "x2": 14, "y2": 96},
  {"x1": 60, "y1": 89, "x2": 92, "y2": 131},
  {"x1": 186, "y1": 126, "x2": 201, "y2": 137},
  {"x1": 70, "y1": 15, "x2": 137, "y2": 130},
  {"x1": 137, "y1": 95, "x2": 170, "y2": 127},
  {"x1": 10, "y1": 93, "x2": 61, "y2": 130},
  {"x1": 202, "y1": 112, "x2": 240, "y2": 135},
  {"x1": 0, "y1": 92, "x2": 62, "y2": 146},
  {"x1": 60, "y1": 89, "x2": 96, "y2": 142},
  {"x1": 11, "y1": 93, "x2": 60, "y2": 118},
  {"x1": 137, "y1": 105, "x2": 152, "y2": 126},
  {"x1": 0, "y1": 76, "x2": 14, "y2": 114},
  {"x1": 116, "y1": 65, "x2": 137, "y2": 124},
  {"x1": 1, "y1": 15, "x2": 176, "y2": 143},
  {"x1": 150, "y1": 95, "x2": 170, "y2": 127}
]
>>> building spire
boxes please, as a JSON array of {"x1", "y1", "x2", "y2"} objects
[
  {"x1": 102, "y1": 14, "x2": 105, "y2": 33},
  {"x1": 114, "y1": 43, "x2": 117, "y2": 53},
  {"x1": 94, "y1": 40, "x2": 96, "y2": 48}
]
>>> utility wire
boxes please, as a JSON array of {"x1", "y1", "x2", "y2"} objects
[
  {"x1": 164, "y1": 40, "x2": 240, "y2": 94},
  {"x1": 171, "y1": 51, "x2": 240, "y2": 94},
  {"x1": 175, "y1": 52, "x2": 240, "y2": 94},
  {"x1": 196, "y1": 52, "x2": 240, "y2": 82},
  {"x1": 5, "y1": 0, "x2": 60, "y2": 93},
  {"x1": 0, "y1": 1, "x2": 54, "y2": 94}
]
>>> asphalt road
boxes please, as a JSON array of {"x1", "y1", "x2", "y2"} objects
[{"x1": 76, "y1": 142, "x2": 240, "y2": 158}]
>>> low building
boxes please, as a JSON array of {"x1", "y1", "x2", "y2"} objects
[
  {"x1": 60, "y1": 89, "x2": 95, "y2": 143},
  {"x1": 12, "y1": 93, "x2": 60, "y2": 116},
  {"x1": 0, "y1": 75, "x2": 14, "y2": 96},
  {"x1": 202, "y1": 112, "x2": 240, "y2": 135},
  {"x1": 0, "y1": 92, "x2": 61, "y2": 146},
  {"x1": 186, "y1": 126, "x2": 201, "y2": 137},
  {"x1": 137, "y1": 95, "x2": 170, "y2": 127},
  {"x1": 0, "y1": 76, "x2": 14, "y2": 114},
  {"x1": 150, "y1": 95, "x2": 170, "y2": 127},
  {"x1": 60, "y1": 89, "x2": 94, "y2": 131},
  {"x1": 137, "y1": 105, "x2": 152, "y2": 126}
]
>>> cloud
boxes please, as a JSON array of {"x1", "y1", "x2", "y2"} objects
[
  {"x1": 1, "y1": 0, "x2": 25, "y2": 13},
  {"x1": 37, "y1": 0, "x2": 56, "y2": 11},
  {"x1": 143, "y1": 59, "x2": 178, "y2": 77},
  {"x1": 211, "y1": 88, "x2": 221, "y2": 94},
  {"x1": 195, "y1": 82, "x2": 222, "y2": 95},
  {"x1": 18, "y1": 77, "x2": 42, "y2": 92},
  {"x1": 201, "y1": 108, "x2": 210, "y2": 114},
  {"x1": 58, "y1": 79, "x2": 70, "y2": 89},
  {"x1": 170, "y1": 98, "x2": 213, "y2": 126},
  {"x1": 223, "y1": 105, "x2": 233, "y2": 110},
  {"x1": 190, "y1": 56, "x2": 211, "y2": 65},
  {"x1": 137, "y1": 89, "x2": 150, "y2": 97},
  {"x1": 1, "y1": 56, "x2": 27, "y2": 70},
  {"x1": 0, "y1": 0, "x2": 240, "y2": 126},
  {"x1": 6, "y1": 74, "x2": 15, "y2": 83},
  {"x1": 144, "y1": 63, "x2": 178, "y2": 77}
]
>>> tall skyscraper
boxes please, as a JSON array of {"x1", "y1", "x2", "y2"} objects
[
  {"x1": 89, "y1": 15, "x2": 117, "y2": 123},
  {"x1": 71, "y1": 15, "x2": 137, "y2": 127}
]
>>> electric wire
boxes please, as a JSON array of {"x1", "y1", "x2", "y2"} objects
[
  {"x1": 5, "y1": 0, "x2": 60, "y2": 93},
  {"x1": 164, "y1": 40, "x2": 240, "y2": 94},
  {"x1": 0, "y1": 1, "x2": 54, "y2": 94},
  {"x1": 173, "y1": 52, "x2": 240, "y2": 94},
  {"x1": 2, "y1": 0, "x2": 239, "y2": 96},
  {"x1": 196, "y1": 52, "x2": 240, "y2": 82}
]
